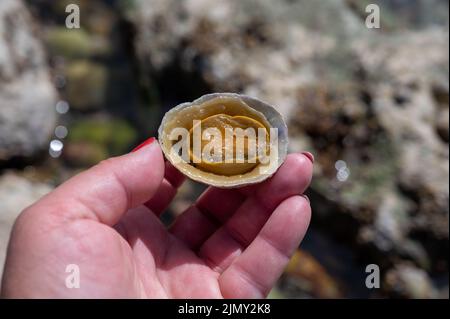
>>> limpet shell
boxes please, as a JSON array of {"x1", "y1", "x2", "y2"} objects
[{"x1": 158, "y1": 93, "x2": 288, "y2": 188}]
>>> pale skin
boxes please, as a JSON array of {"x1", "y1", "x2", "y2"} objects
[{"x1": 0, "y1": 140, "x2": 313, "y2": 298}]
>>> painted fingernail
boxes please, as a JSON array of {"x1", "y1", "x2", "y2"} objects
[
  {"x1": 301, "y1": 194, "x2": 310, "y2": 203},
  {"x1": 132, "y1": 137, "x2": 156, "y2": 152},
  {"x1": 302, "y1": 152, "x2": 314, "y2": 164}
]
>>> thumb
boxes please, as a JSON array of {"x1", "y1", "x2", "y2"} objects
[{"x1": 27, "y1": 138, "x2": 165, "y2": 226}]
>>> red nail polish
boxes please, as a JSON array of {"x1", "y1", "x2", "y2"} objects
[
  {"x1": 132, "y1": 137, "x2": 156, "y2": 152},
  {"x1": 302, "y1": 152, "x2": 314, "y2": 164}
]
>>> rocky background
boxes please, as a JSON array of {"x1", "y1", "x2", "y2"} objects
[{"x1": 0, "y1": 0, "x2": 448, "y2": 298}]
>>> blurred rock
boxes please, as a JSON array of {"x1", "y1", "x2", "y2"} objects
[
  {"x1": 0, "y1": 0, "x2": 57, "y2": 160},
  {"x1": 373, "y1": 193, "x2": 412, "y2": 249},
  {"x1": 65, "y1": 60, "x2": 108, "y2": 111},
  {"x1": 355, "y1": 28, "x2": 449, "y2": 241},
  {"x1": 63, "y1": 141, "x2": 108, "y2": 167},
  {"x1": 46, "y1": 28, "x2": 91, "y2": 59},
  {"x1": 126, "y1": 0, "x2": 364, "y2": 118},
  {"x1": 358, "y1": 193, "x2": 430, "y2": 269},
  {"x1": 384, "y1": 263, "x2": 437, "y2": 298},
  {"x1": 435, "y1": 107, "x2": 449, "y2": 143},
  {"x1": 64, "y1": 117, "x2": 137, "y2": 166},
  {"x1": 282, "y1": 249, "x2": 343, "y2": 299},
  {"x1": 0, "y1": 172, "x2": 53, "y2": 280},
  {"x1": 46, "y1": 27, "x2": 111, "y2": 59}
]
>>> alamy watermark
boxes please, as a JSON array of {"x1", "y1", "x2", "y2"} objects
[
  {"x1": 65, "y1": 4, "x2": 80, "y2": 29},
  {"x1": 365, "y1": 4, "x2": 380, "y2": 29},
  {"x1": 365, "y1": 264, "x2": 380, "y2": 289},
  {"x1": 168, "y1": 120, "x2": 279, "y2": 173},
  {"x1": 65, "y1": 264, "x2": 80, "y2": 289}
]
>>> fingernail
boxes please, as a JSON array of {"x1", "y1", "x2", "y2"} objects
[
  {"x1": 301, "y1": 194, "x2": 310, "y2": 203},
  {"x1": 302, "y1": 152, "x2": 314, "y2": 164},
  {"x1": 132, "y1": 137, "x2": 156, "y2": 152}
]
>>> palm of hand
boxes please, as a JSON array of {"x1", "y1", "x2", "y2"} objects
[{"x1": 61, "y1": 214, "x2": 224, "y2": 298}]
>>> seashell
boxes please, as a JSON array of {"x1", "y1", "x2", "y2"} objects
[{"x1": 158, "y1": 93, "x2": 288, "y2": 188}]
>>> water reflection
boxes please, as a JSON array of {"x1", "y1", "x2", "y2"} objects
[
  {"x1": 55, "y1": 100, "x2": 69, "y2": 114},
  {"x1": 54, "y1": 125, "x2": 68, "y2": 139},
  {"x1": 335, "y1": 160, "x2": 350, "y2": 182},
  {"x1": 49, "y1": 139, "x2": 63, "y2": 158}
]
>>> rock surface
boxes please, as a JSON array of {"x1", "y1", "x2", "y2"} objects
[
  {"x1": 354, "y1": 28, "x2": 449, "y2": 268},
  {"x1": 384, "y1": 263, "x2": 437, "y2": 298},
  {"x1": 0, "y1": 0, "x2": 57, "y2": 160},
  {"x1": 65, "y1": 60, "x2": 108, "y2": 111}
]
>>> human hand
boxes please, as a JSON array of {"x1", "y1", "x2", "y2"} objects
[{"x1": 1, "y1": 138, "x2": 313, "y2": 298}]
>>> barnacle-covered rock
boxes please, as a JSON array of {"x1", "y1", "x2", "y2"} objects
[{"x1": 158, "y1": 93, "x2": 288, "y2": 188}]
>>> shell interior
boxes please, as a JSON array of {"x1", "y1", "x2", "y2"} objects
[{"x1": 158, "y1": 93, "x2": 288, "y2": 188}]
